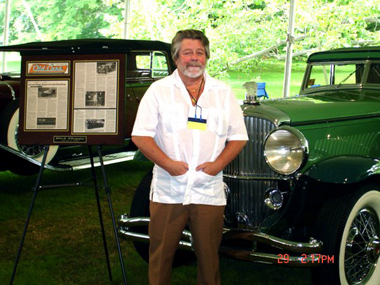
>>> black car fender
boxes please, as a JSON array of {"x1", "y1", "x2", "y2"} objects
[{"x1": 303, "y1": 155, "x2": 380, "y2": 184}]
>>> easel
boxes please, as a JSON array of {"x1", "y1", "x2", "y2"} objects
[{"x1": 9, "y1": 145, "x2": 128, "y2": 285}]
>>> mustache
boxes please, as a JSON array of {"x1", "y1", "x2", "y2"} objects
[
  {"x1": 187, "y1": 61, "x2": 202, "y2": 67},
  {"x1": 187, "y1": 63, "x2": 202, "y2": 68}
]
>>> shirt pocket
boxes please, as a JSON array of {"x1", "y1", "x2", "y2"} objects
[
  {"x1": 161, "y1": 103, "x2": 187, "y2": 133},
  {"x1": 207, "y1": 107, "x2": 228, "y2": 136},
  {"x1": 192, "y1": 171, "x2": 220, "y2": 196},
  {"x1": 170, "y1": 172, "x2": 189, "y2": 196}
]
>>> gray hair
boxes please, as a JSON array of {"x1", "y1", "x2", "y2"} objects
[{"x1": 171, "y1": 29, "x2": 210, "y2": 62}]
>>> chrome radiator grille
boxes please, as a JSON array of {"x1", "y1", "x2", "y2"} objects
[{"x1": 223, "y1": 116, "x2": 281, "y2": 228}]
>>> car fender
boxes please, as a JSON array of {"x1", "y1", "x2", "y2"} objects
[
  {"x1": 303, "y1": 156, "x2": 380, "y2": 184},
  {"x1": 0, "y1": 78, "x2": 19, "y2": 113},
  {"x1": 133, "y1": 150, "x2": 150, "y2": 162}
]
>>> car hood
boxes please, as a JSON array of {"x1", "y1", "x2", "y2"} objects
[{"x1": 243, "y1": 89, "x2": 380, "y2": 126}]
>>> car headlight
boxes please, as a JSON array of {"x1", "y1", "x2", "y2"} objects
[{"x1": 264, "y1": 127, "x2": 308, "y2": 175}]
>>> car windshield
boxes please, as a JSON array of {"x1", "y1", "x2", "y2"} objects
[
  {"x1": 367, "y1": 63, "x2": 380, "y2": 84},
  {"x1": 336, "y1": 65, "x2": 363, "y2": 88},
  {"x1": 306, "y1": 62, "x2": 366, "y2": 89},
  {"x1": 0, "y1": 51, "x2": 21, "y2": 74}
]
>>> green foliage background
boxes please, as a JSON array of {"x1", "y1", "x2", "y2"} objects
[{"x1": 1, "y1": 0, "x2": 379, "y2": 75}]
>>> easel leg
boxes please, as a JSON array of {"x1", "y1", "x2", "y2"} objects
[
  {"x1": 97, "y1": 145, "x2": 128, "y2": 285},
  {"x1": 9, "y1": 146, "x2": 49, "y2": 285},
  {"x1": 88, "y1": 146, "x2": 113, "y2": 282}
]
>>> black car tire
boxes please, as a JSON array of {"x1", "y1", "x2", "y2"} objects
[
  {"x1": 129, "y1": 169, "x2": 195, "y2": 266},
  {"x1": 129, "y1": 169, "x2": 153, "y2": 263},
  {"x1": 312, "y1": 183, "x2": 380, "y2": 285},
  {"x1": 0, "y1": 100, "x2": 59, "y2": 175}
]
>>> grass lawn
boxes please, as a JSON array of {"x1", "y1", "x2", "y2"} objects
[
  {"x1": 0, "y1": 161, "x2": 313, "y2": 285},
  {"x1": 2, "y1": 58, "x2": 306, "y2": 100},
  {"x1": 1, "y1": 56, "x2": 21, "y2": 73},
  {"x1": 222, "y1": 60, "x2": 307, "y2": 100}
]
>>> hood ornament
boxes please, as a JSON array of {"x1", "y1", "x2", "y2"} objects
[{"x1": 243, "y1": 81, "x2": 260, "y2": 105}]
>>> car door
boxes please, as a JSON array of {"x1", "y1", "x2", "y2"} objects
[{"x1": 125, "y1": 50, "x2": 170, "y2": 137}]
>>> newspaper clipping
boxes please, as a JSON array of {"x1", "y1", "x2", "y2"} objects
[
  {"x1": 73, "y1": 60, "x2": 118, "y2": 133},
  {"x1": 25, "y1": 80, "x2": 69, "y2": 130}
]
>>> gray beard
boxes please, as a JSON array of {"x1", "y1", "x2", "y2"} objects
[{"x1": 180, "y1": 65, "x2": 205, "y2": 78}]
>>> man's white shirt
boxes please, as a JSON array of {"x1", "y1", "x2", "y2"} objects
[{"x1": 132, "y1": 69, "x2": 248, "y2": 205}]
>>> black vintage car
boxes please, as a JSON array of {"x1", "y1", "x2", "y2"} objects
[
  {"x1": 119, "y1": 46, "x2": 380, "y2": 285},
  {"x1": 0, "y1": 39, "x2": 175, "y2": 175}
]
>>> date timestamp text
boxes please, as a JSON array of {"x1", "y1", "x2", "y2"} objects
[{"x1": 277, "y1": 254, "x2": 334, "y2": 264}]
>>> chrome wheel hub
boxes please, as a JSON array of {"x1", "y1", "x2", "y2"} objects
[
  {"x1": 16, "y1": 124, "x2": 45, "y2": 157},
  {"x1": 366, "y1": 237, "x2": 380, "y2": 264},
  {"x1": 345, "y1": 208, "x2": 380, "y2": 284}
]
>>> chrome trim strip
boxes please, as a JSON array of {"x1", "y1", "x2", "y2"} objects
[
  {"x1": 118, "y1": 215, "x2": 193, "y2": 245},
  {"x1": 0, "y1": 143, "x2": 136, "y2": 172},
  {"x1": 118, "y1": 227, "x2": 193, "y2": 251},
  {"x1": 222, "y1": 229, "x2": 322, "y2": 253},
  {"x1": 223, "y1": 173, "x2": 289, "y2": 181},
  {"x1": 118, "y1": 215, "x2": 150, "y2": 227},
  {"x1": 60, "y1": 151, "x2": 136, "y2": 171}
]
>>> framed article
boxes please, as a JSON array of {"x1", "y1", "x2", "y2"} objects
[
  {"x1": 24, "y1": 80, "x2": 69, "y2": 131},
  {"x1": 72, "y1": 60, "x2": 118, "y2": 134},
  {"x1": 18, "y1": 54, "x2": 126, "y2": 146}
]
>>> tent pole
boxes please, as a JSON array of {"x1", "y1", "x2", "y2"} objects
[
  {"x1": 123, "y1": 0, "x2": 131, "y2": 39},
  {"x1": 282, "y1": 0, "x2": 296, "y2": 98},
  {"x1": 2, "y1": 0, "x2": 11, "y2": 73}
]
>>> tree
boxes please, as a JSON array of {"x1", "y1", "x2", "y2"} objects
[
  {"x1": 1, "y1": 0, "x2": 379, "y2": 74},
  {"x1": 124, "y1": 0, "x2": 379, "y2": 74},
  {"x1": 1, "y1": 0, "x2": 124, "y2": 43}
]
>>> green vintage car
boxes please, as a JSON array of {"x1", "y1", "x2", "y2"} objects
[{"x1": 119, "y1": 46, "x2": 380, "y2": 285}]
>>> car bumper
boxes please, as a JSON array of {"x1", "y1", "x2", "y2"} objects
[{"x1": 118, "y1": 214, "x2": 324, "y2": 267}]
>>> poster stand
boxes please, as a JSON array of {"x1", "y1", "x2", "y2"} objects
[{"x1": 9, "y1": 145, "x2": 128, "y2": 285}]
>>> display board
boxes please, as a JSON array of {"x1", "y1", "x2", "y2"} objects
[{"x1": 18, "y1": 53, "x2": 125, "y2": 145}]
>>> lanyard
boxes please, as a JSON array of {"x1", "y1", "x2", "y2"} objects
[{"x1": 186, "y1": 76, "x2": 204, "y2": 107}]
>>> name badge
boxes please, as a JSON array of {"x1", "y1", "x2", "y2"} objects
[{"x1": 187, "y1": 117, "x2": 207, "y2": 131}]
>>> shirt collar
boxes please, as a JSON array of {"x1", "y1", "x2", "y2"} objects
[{"x1": 172, "y1": 69, "x2": 213, "y2": 91}]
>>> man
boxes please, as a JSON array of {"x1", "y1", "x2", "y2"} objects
[{"x1": 132, "y1": 29, "x2": 248, "y2": 285}]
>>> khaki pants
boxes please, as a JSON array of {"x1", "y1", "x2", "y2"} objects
[{"x1": 149, "y1": 202, "x2": 225, "y2": 285}]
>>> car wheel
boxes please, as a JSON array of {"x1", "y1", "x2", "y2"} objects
[
  {"x1": 1, "y1": 100, "x2": 59, "y2": 175},
  {"x1": 312, "y1": 184, "x2": 380, "y2": 285},
  {"x1": 129, "y1": 169, "x2": 153, "y2": 263},
  {"x1": 130, "y1": 169, "x2": 195, "y2": 266}
]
